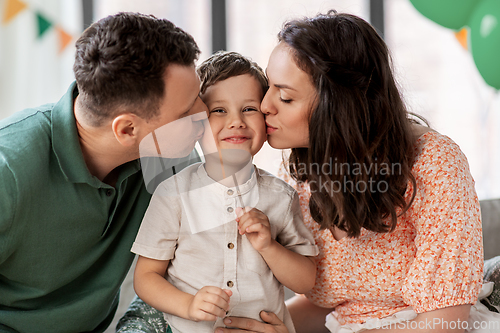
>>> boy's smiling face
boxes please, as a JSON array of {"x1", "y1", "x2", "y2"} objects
[{"x1": 200, "y1": 74, "x2": 266, "y2": 157}]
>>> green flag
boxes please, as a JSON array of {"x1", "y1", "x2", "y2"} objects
[{"x1": 36, "y1": 11, "x2": 52, "y2": 38}]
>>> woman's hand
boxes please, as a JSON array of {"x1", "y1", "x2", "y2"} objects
[{"x1": 215, "y1": 311, "x2": 289, "y2": 333}]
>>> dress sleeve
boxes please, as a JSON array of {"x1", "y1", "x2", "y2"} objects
[
  {"x1": 130, "y1": 180, "x2": 182, "y2": 261},
  {"x1": 401, "y1": 135, "x2": 483, "y2": 313}
]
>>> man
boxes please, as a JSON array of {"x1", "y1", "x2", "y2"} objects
[{"x1": 0, "y1": 12, "x2": 206, "y2": 333}]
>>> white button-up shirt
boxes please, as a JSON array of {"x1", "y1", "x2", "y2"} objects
[{"x1": 132, "y1": 163, "x2": 318, "y2": 333}]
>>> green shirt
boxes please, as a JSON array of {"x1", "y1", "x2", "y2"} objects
[{"x1": 0, "y1": 83, "x2": 197, "y2": 332}]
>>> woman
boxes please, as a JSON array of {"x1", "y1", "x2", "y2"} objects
[{"x1": 215, "y1": 10, "x2": 499, "y2": 333}]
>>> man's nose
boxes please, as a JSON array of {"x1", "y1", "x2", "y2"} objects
[{"x1": 189, "y1": 96, "x2": 208, "y2": 116}]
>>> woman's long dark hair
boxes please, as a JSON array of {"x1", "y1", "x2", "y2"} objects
[{"x1": 280, "y1": 10, "x2": 418, "y2": 238}]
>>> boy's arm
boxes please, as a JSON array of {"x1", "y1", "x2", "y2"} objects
[
  {"x1": 260, "y1": 240, "x2": 316, "y2": 294},
  {"x1": 236, "y1": 208, "x2": 316, "y2": 294},
  {"x1": 134, "y1": 255, "x2": 231, "y2": 322}
]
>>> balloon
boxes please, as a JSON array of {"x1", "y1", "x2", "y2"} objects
[
  {"x1": 409, "y1": 0, "x2": 481, "y2": 30},
  {"x1": 469, "y1": 0, "x2": 500, "y2": 90}
]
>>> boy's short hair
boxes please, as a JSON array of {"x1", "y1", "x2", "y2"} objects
[{"x1": 197, "y1": 51, "x2": 268, "y2": 95}]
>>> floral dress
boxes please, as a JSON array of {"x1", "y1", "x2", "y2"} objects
[{"x1": 281, "y1": 131, "x2": 500, "y2": 332}]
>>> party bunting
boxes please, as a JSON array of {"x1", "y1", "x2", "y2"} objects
[
  {"x1": 56, "y1": 26, "x2": 72, "y2": 53},
  {"x1": 1, "y1": 0, "x2": 76, "y2": 53},
  {"x1": 36, "y1": 11, "x2": 52, "y2": 38},
  {"x1": 2, "y1": 0, "x2": 28, "y2": 25},
  {"x1": 454, "y1": 27, "x2": 468, "y2": 50}
]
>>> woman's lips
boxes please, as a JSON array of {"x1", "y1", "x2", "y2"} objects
[{"x1": 266, "y1": 123, "x2": 277, "y2": 134}]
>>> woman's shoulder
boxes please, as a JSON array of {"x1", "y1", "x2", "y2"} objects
[
  {"x1": 411, "y1": 128, "x2": 473, "y2": 190},
  {"x1": 413, "y1": 128, "x2": 465, "y2": 165}
]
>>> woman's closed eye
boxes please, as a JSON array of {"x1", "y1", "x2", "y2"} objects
[{"x1": 279, "y1": 96, "x2": 292, "y2": 104}]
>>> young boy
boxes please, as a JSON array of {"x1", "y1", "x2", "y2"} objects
[{"x1": 131, "y1": 51, "x2": 318, "y2": 333}]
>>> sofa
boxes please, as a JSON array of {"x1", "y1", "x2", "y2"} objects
[{"x1": 480, "y1": 198, "x2": 500, "y2": 260}]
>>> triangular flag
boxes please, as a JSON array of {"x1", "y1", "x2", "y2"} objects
[
  {"x1": 36, "y1": 11, "x2": 52, "y2": 38},
  {"x1": 454, "y1": 27, "x2": 468, "y2": 51},
  {"x1": 56, "y1": 26, "x2": 73, "y2": 53},
  {"x1": 2, "y1": 0, "x2": 28, "y2": 25}
]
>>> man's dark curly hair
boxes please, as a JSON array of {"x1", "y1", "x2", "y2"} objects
[{"x1": 73, "y1": 12, "x2": 200, "y2": 126}]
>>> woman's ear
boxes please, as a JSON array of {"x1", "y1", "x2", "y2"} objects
[{"x1": 111, "y1": 113, "x2": 141, "y2": 147}]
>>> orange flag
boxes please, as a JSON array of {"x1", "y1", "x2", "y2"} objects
[
  {"x1": 56, "y1": 26, "x2": 73, "y2": 53},
  {"x1": 2, "y1": 0, "x2": 28, "y2": 25},
  {"x1": 454, "y1": 27, "x2": 468, "y2": 50}
]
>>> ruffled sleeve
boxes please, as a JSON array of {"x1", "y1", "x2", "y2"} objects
[{"x1": 401, "y1": 134, "x2": 483, "y2": 313}]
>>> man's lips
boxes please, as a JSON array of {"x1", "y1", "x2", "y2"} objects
[{"x1": 266, "y1": 122, "x2": 277, "y2": 134}]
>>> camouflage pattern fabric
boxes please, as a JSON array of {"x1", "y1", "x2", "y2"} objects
[
  {"x1": 481, "y1": 256, "x2": 500, "y2": 313},
  {"x1": 116, "y1": 296, "x2": 170, "y2": 333}
]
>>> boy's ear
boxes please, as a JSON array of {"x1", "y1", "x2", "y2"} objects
[{"x1": 111, "y1": 113, "x2": 142, "y2": 147}]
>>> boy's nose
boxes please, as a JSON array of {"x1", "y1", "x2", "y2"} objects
[{"x1": 227, "y1": 113, "x2": 246, "y2": 128}]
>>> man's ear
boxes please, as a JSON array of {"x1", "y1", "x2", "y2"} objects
[{"x1": 111, "y1": 113, "x2": 142, "y2": 147}]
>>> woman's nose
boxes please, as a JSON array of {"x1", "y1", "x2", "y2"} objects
[{"x1": 260, "y1": 91, "x2": 275, "y2": 115}]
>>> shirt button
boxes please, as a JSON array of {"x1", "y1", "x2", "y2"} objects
[
  {"x1": 227, "y1": 207, "x2": 234, "y2": 213},
  {"x1": 227, "y1": 189, "x2": 234, "y2": 195},
  {"x1": 227, "y1": 281, "x2": 234, "y2": 288},
  {"x1": 106, "y1": 189, "x2": 113, "y2": 196},
  {"x1": 227, "y1": 243, "x2": 234, "y2": 249}
]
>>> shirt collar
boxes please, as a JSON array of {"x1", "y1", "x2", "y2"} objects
[
  {"x1": 196, "y1": 161, "x2": 258, "y2": 195},
  {"x1": 51, "y1": 82, "x2": 140, "y2": 187}
]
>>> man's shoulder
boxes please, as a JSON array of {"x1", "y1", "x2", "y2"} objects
[
  {"x1": 0, "y1": 104, "x2": 54, "y2": 131},
  {"x1": 0, "y1": 105, "x2": 56, "y2": 180},
  {"x1": 0, "y1": 105, "x2": 54, "y2": 149}
]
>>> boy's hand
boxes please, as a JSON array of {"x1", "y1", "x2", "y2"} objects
[
  {"x1": 236, "y1": 207, "x2": 273, "y2": 253},
  {"x1": 187, "y1": 286, "x2": 232, "y2": 322}
]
